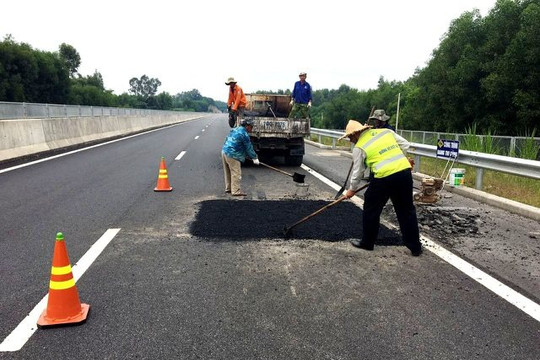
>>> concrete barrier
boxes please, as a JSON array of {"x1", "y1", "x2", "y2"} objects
[{"x1": 0, "y1": 112, "x2": 206, "y2": 162}]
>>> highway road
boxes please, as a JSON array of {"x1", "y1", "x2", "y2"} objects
[{"x1": 0, "y1": 114, "x2": 539, "y2": 359}]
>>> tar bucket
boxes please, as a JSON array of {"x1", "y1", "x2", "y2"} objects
[{"x1": 449, "y1": 168, "x2": 465, "y2": 187}]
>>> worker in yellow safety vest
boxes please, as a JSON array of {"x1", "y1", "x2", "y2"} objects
[{"x1": 339, "y1": 120, "x2": 422, "y2": 256}]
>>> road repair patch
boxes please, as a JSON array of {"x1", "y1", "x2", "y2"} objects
[{"x1": 190, "y1": 200, "x2": 401, "y2": 244}]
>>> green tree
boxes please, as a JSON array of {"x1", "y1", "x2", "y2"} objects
[
  {"x1": 59, "y1": 43, "x2": 81, "y2": 78},
  {"x1": 128, "y1": 75, "x2": 161, "y2": 100}
]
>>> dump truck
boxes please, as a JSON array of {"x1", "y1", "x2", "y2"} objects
[{"x1": 244, "y1": 94, "x2": 310, "y2": 166}]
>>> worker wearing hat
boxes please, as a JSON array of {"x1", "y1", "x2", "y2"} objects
[
  {"x1": 289, "y1": 72, "x2": 312, "y2": 119},
  {"x1": 222, "y1": 118, "x2": 260, "y2": 196},
  {"x1": 369, "y1": 109, "x2": 396, "y2": 132},
  {"x1": 340, "y1": 119, "x2": 422, "y2": 256},
  {"x1": 225, "y1": 77, "x2": 247, "y2": 127}
]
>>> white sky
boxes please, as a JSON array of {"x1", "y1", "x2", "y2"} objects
[{"x1": 2, "y1": 0, "x2": 497, "y2": 103}]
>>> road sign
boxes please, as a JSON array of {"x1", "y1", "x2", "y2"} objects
[{"x1": 437, "y1": 139, "x2": 459, "y2": 159}]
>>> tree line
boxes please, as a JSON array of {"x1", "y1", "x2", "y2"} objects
[
  {"x1": 1, "y1": 0, "x2": 538, "y2": 136},
  {"x1": 0, "y1": 36, "x2": 226, "y2": 112},
  {"x1": 307, "y1": 0, "x2": 539, "y2": 137}
]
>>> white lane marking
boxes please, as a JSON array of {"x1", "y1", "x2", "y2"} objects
[
  {"x1": 194, "y1": 136, "x2": 200, "y2": 140},
  {"x1": 175, "y1": 151, "x2": 187, "y2": 161},
  {"x1": 0, "y1": 121, "x2": 196, "y2": 174},
  {"x1": 202, "y1": 129, "x2": 205, "y2": 132},
  {"x1": 0, "y1": 228, "x2": 121, "y2": 352},
  {"x1": 300, "y1": 164, "x2": 540, "y2": 323}
]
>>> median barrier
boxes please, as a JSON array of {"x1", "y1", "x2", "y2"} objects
[{"x1": 0, "y1": 112, "x2": 205, "y2": 162}]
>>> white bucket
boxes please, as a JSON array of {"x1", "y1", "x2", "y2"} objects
[
  {"x1": 294, "y1": 183, "x2": 310, "y2": 198},
  {"x1": 449, "y1": 168, "x2": 465, "y2": 187}
]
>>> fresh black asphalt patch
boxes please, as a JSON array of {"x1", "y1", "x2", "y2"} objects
[{"x1": 190, "y1": 200, "x2": 402, "y2": 245}]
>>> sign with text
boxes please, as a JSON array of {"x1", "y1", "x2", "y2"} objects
[{"x1": 436, "y1": 139, "x2": 459, "y2": 159}]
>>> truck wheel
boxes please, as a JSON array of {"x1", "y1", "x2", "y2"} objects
[{"x1": 285, "y1": 155, "x2": 303, "y2": 166}]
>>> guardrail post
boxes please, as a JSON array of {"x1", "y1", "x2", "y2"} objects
[
  {"x1": 510, "y1": 137, "x2": 516, "y2": 156},
  {"x1": 46, "y1": 103, "x2": 50, "y2": 118},
  {"x1": 475, "y1": 168, "x2": 484, "y2": 190},
  {"x1": 332, "y1": 138, "x2": 336, "y2": 149},
  {"x1": 414, "y1": 155, "x2": 421, "y2": 172}
]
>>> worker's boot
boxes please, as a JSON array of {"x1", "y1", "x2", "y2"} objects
[{"x1": 350, "y1": 240, "x2": 374, "y2": 251}]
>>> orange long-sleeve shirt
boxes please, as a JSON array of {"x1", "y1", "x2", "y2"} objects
[{"x1": 227, "y1": 84, "x2": 247, "y2": 111}]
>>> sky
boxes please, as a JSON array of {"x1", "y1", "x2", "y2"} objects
[{"x1": 2, "y1": 0, "x2": 498, "y2": 103}]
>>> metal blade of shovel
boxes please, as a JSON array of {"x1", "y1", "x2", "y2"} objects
[{"x1": 259, "y1": 162, "x2": 305, "y2": 183}]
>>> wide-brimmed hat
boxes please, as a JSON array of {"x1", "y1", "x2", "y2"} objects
[
  {"x1": 299, "y1": 72, "x2": 307, "y2": 76},
  {"x1": 225, "y1": 77, "x2": 237, "y2": 85},
  {"x1": 369, "y1": 109, "x2": 390, "y2": 122},
  {"x1": 338, "y1": 120, "x2": 372, "y2": 140}
]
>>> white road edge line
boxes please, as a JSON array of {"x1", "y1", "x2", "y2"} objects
[
  {"x1": 194, "y1": 136, "x2": 200, "y2": 140},
  {"x1": 175, "y1": 151, "x2": 187, "y2": 161},
  {"x1": 300, "y1": 164, "x2": 540, "y2": 323},
  {"x1": 0, "y1": 228, "x2": 121, "y2": 352}
]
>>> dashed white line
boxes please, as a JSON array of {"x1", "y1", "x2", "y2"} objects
[
  {"x1": 194, "y1": 136, "x2": 200, "y2": 140},
  {"x1": 300, "y1": 164, "x2": 540, "y2": 323},
  {"x1": 175, "y1": 151, "x2": 187, "y2": 161},
  {"x1": 0, "y1": 228, "x2": 121, "y2": 352}
]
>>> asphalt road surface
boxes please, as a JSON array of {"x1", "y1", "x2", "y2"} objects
[{"x1": 0, "y1": 114, "x2": 538, "y2": 359}]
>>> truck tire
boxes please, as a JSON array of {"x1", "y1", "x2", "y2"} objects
[{"x1": 285, "y1": 155, "x2": 303, "y2": 166}]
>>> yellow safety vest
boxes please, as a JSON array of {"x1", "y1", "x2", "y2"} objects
[{"x1": 355, "y1": 129, "x2": 411, "y2": 178}]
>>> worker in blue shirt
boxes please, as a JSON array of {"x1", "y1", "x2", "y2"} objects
[
  {"x1": 221, "y1": 119, "x2": 260, "y2": 196},
  {"x1": 289, "y1": 72, "x2": 312, "y2": 119}
]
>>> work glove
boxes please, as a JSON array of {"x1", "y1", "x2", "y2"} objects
[
  {"x1": 344, "y1": 189, "x2": 355, "y2": 199},
  {"x1": 289, "y1": 100, "x2": 294, "y2": 106},
  {"x1": 408, "y1": 157, "x2": 415, "y2": 169},
  {"x1": 252, "y1": 158, "x2": 260, "y2": 165},
  {"x1": 307, "y1": 101, "x2": 312, "y2": 108}
]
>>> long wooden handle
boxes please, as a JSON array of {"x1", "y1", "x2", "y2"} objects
[
  {"x1": 259, "y1": 162, "x2": 293, "y2": 177},
  {"x1": 288, "y1": 196, "x2": 348, "y2": 230},
  {"x1": 286, "y1": 182, "x2": 369, "y2": 233}
]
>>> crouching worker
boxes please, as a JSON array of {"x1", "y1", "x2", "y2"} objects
[
  {"x1": 221, "y1": 119, "x2": 260, "y2": 196},
  {"x1": 340, "y1": 120, "x2": 423, "y2": 256}
]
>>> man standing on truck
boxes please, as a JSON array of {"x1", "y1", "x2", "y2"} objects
[
  {"x1": 226, "y1": 77, "x2": 247, "y2": 127},
  {"x1": 221, "y1": 119, "x2": 260, "y2": 196},
  {"x1": 289, "y1": 72, "x2": 312, "y2": 119}
]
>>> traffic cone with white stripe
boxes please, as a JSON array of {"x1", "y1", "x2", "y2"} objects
[
  {"x1": 37, "y1": 232, "x2": 90, "y2": 328},
  {"x1": 154, "y1": 157, "x2": 173, "y2": 192}
]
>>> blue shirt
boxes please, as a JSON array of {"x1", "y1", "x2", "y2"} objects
[
  {"x1": 380, "y1": 122, "x2": 396, "y2": 132},
  {"x1": 292, "y1": 81, "x2": 312, "y2": 104},
  {"x1": 222, "y1": 126, "x2": 258, "y2": 162}
]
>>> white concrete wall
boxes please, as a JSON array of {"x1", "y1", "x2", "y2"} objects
[{"x1": 0, "y1": 113, "x2": 206, "y2": 162}]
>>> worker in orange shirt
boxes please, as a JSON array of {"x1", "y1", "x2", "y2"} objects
[{"x1": 225, "y1": 77, "x2": 247, "y2": 127}]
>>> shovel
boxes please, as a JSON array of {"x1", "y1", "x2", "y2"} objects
[
  {"x1": 259, "y1": 161, "x2": 305, "y2": 183},
  {"x1": 283, "y1": 182, "x2": 369, "y2": 237}
]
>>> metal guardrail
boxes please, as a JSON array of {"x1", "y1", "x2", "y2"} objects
[
  {"x1": 310, "y1": 127, "x2": 540, "y2": 190},
  {"x1": 0, "y1": 101, "x2": 183, "y2": 120}
]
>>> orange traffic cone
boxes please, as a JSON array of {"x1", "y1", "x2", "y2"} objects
[
  {"x1": 154, "y1": 157, "x2": 173, "y2": 192},
  {"x1": 37, "y1": 232, "x2": 90, "y2": 328}
]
